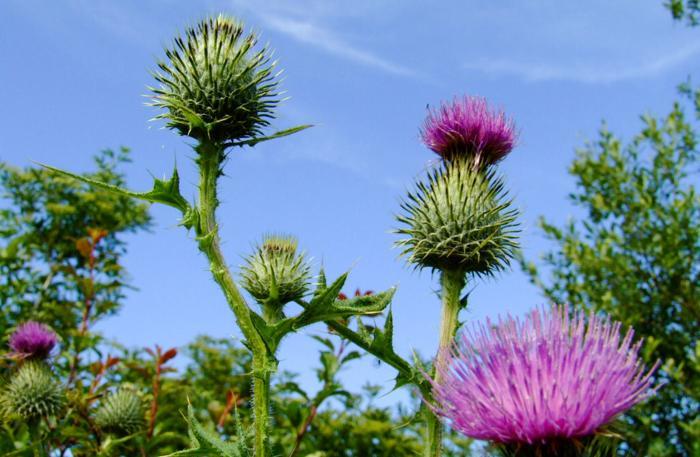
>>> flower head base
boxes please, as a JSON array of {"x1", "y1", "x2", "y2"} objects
[
  {"x1": 396, "y1": 160, "x2": 519, "y2": 274},
  {"x1": 241, "y1": 235, "x2": 311, "y2": 316},
  {"x1": 150, "y1": 15, "x2": 280, "y2": 145},
  {"x1": 95, "y1": 388, "x2": 145, "y2": 436},
  {"x1": 421, "y1": 96, "x2": 517, "y2": 167},
  {"x1": 429, "y1": 306, "x2": 658, "y2": 449},
  {"x1": 9, "y1": 321, "x2": 58, "y2": 360},
  {"x1": 2, "y1": 362, "x2": 64, "y2": 420}
]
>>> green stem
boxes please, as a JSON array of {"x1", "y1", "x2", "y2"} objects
[
  {"x1": 196, "y1": 142, "x2": 273, "y2": 457},
  {"x1": 425, "y1": 269, "x2": 466, "y2": 457},
  {"x1": 29, "y1": 420, "x2": 47, "y2": 457}
]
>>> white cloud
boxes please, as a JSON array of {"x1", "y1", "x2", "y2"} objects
[
  {"x1": 464, "y1": 42, "x2": 700, "y2": 84},
  {"x1": 262, "y1": 15, "x2": 416, "y2": 77}
]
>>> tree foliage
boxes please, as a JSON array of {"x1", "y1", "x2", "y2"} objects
[
  {"x1": 522, "y1": 98, "x2": 700, "y2": 456},
  {"x1": 666, "y1": 0, "x2": 700, "y2": 25}
]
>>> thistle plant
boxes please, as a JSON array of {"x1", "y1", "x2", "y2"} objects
[
  {"x1": 36, "y1": 11, "x2": 657, "y2": 456},
  {"x1": 94, "y1": 387, "x2": 145, "y2": 436},
  {"x1": 428, "y1": 306, "x2": 659, "y2": 456},
  {"x1": 150, "y1": 15, "x2": 279, "y2": 144},
  {"x1": 2, "y1": 362, "x2": 64, "y2": 420},
  {"x1": 396, "y1": 95, "x2": 519, "y2": 456},
  {"x1": 43, "y1": 14, "x2": 395, "y2": 457}
]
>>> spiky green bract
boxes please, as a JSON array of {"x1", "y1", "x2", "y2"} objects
[
  {"x1": 94, "y1": 388, "x2": 145, "y2": 436},
  {"x1": 241, "y1": 235, "x2": 311, "y2": 320},
  {"x1": 150, "y1": 15, "x2": 279, "y2": 145},
  {"x1": 396, "y1": 159, "x2": 519, "y2": 274},
  {"x1": 2, "y1": 362, "x2": 63, "y2": 420}
]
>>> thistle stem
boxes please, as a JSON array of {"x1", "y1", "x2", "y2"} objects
[
  {"x1": 196, "y1": 143, "x2": 273, "y2": 457},
  {"x1": 425, "y1": 268, "x2": 466, "y2": 457}
]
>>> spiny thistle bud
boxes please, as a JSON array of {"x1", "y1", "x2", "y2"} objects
[
  {"x1": 428, "y1": 306, "x2": 658, "y2": 455},
  {"x1": 150, "y1": 14, "x2": 280, "y2": 144},
  {"x1": 9, "y1": 321, "x2": 58, "y2": 360},
  {"x1": 241, "y1": 235, "x2": 311, "y2": 312},
  {"x1": 421, "y1": 96, "x2": 517, "y2": 167},
  {"x1": 2, "y1": 362, "x2": 63, "y2": 420},
  {"x1": 396, "y1": 160, "x2": 519, "y2": 274},
  {"x1": 94, "y1": 388, "x2": 145, "y2": 436}
]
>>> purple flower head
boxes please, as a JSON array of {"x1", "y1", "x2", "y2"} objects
[
  {"x1": 9, "y1": 321, "x2": 58, "y2": 360},
  {"x1": 429, "y1": 306, "x2": 658, "y2": 446},
  {"x1": 421, "y1": 96, "x2": 517, "y2": 166}
]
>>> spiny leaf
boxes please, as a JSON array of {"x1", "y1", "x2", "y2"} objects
[
  {"x1": 39, "y1": 163, "x2": 190, "y2": 214},
  {"x1": 162, "y1": 403, "x2": 248, "y2": 457},
  {"x1": 223, "y1": 124, "x2": 313, "y2": 148}
]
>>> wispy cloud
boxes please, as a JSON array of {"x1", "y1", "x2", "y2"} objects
[
  {"x1": 262, "y1": 15, "x2": 416, "y2": 77},
  {"x1": 464, "y1": 42, "x2": 700, "y2": 84}
]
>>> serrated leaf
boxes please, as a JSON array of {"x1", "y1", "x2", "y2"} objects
[
  {"x1": 161, "y1": 403, "x2": 248, "y2": 457},
  {"x1": 39, "y1": 163, "x2": 190, "y2": 213}
]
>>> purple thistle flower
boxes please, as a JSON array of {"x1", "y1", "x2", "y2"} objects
[
  {"x1": 421, "y1": 96, "x2": 517, "y2": 166},
  {"x1": 429, "y1": 306, "x2": 658, "y2": 446},
  {"x1": 9, "y1": 321, "x2": 58, "y2": 360}
]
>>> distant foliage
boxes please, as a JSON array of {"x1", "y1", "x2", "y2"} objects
[
  {"x1": 522, "y1": 97, "x2": 700, "y2": 456},
  {"x1": 666, "y1": 0, "x2": 700, "y2": 24}
]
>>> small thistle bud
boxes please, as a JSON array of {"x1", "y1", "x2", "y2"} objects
[
  {"x1": 94, "y1": 388, "x2": 145, "y2": 436},
  {"x1": 241, "y1": 235, "x2": 311, "y2": 313},
  {"x1": 421, "y1": 96, "x2": 517, "y2": 167},
  {"x1": 9, "y1": 321, "x2": 58, "y2": 360},
  {"x1": 150, "y1": 15, "x2": 280, "y2": 144},
  {"x1": 396, "y1": 160, "x2": 519, "y2": 274},
  {"x1": 3, "y1": 362, "x2": 63, "y2": 420}
]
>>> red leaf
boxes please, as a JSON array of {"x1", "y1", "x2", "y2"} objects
[{"x1": 160, "y1": 348, "x2": 178, "y2": 364}]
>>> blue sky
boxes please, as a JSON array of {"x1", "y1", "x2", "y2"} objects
[{"x1": 2, "y1": 0, "x2": 699, "y2": 403}]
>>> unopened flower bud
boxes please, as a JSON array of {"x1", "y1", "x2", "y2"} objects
[
  {"x1": 150, "y1": 15, "x2": 280, "y2": 145},
  {"x1": 396, "y1": 160, "x2": 519, "y2": 274},
  {"x1": 95, "y1": 387, "x2": 145, "y2": 436},
  {"x1": 241, "y1": 235, "x2": 311, "y2": 313},
  {"x1": 3, "y1": 362, "x2": 63, "y2": 420}
]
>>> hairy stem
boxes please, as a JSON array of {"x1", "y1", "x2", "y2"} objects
[
  {"x1": 425, "y1": 268, "x2": 466, "y2": 457},
  {"x1": 196, "y1": 143, "x2": 273, "y2": 457}
]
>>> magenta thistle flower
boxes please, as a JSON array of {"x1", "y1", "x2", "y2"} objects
[
  {"x1": 429, "y1": 306, "x2": 658, "y2": 447},
  {"x1": 421, "y1": 96, "x2": 517, "y2": 166},
  {"x1": 9, "y1": 321, "x2": 58, "y2": 360}
]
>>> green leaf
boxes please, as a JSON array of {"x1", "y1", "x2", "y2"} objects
[
  {"x1": 161, "y1": 403, "x2": 249, "y2": 457},
  {"x1": 39, "y1": 163, "x2": 190, "y2": 214},
  {"x1": 291, "y1": 281, "x2": 395, "y2": 331},
  {"x1": 223, "y1": 124, "x2": 313, "y2": 148}
]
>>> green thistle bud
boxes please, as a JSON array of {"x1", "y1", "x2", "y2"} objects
[
  {"x1": 2, "y1": 362, "x2": 63, "y2": 420},
  {"x1": 241, "y1": 235, "x2": 311, "y2": 316},
  {"x1": 150, "y1": 14, "x2": 280, "y2": 144},
  {"x1": 94, "y1": 388, "x2": 145, "y2": 436},
  {"x1": 396, "y1": 160, "x2": 519, "y2": 274}
]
